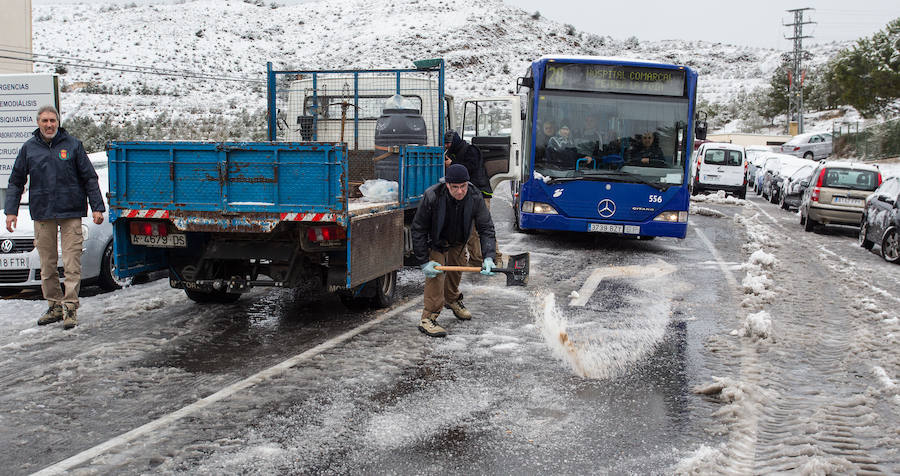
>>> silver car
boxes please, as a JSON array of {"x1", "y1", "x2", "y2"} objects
[
  {"x1": 780, "y1": 132, "x2": 832, "y2": 160},
  {"x1": 0, "y1": 152, "x2": 121, "y2": 293}
]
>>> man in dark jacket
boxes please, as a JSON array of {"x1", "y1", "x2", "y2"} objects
[
  {"x1": 627, "y1": 132, "x2": 664, "y2": 165},
  {"x1": 5, "y1": 105, "x2": 105, "y2": 330},
  {"x1": 443, "y1": 130, "x2": 503, "y2": 267},
  {"x1": 411, "y1": 164, "x2": 497, "y2": 337}
]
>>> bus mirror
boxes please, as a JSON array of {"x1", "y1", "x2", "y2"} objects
[
  {"x1": 516, "y1": 77, "x2": 534, "y2": 93},
  {"x1": 694, "y1": 111, "x2": 708, "y2": 140}
]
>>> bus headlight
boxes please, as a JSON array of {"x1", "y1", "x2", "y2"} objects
[
  {"x1": 652, "y1": 211, "x2": 687, "y2": 223},
  {"x1": 522, "y1": 201, "x2": 558, "y2": 214}
]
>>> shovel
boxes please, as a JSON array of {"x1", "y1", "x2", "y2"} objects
[{"x1": 435, "y1": 252, "x2": 529, "y2": 286}]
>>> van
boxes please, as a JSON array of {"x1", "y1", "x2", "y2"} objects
[
  {"x1": 690, "y1": 142, "x2": 747, "y2": 199},
  {"x1": 799, "y1": 160, "x2": 882, "y2": 231}
]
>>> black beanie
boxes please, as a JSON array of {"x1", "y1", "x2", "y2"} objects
[{"x1": 445, "y1": 163, "x2": 469, "y2": 184}]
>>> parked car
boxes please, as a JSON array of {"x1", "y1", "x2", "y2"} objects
[
  {"x1": 778, "y1": 163, "x2": 815, "y2": 210},
  {"x1": 746, "y1": 145, "x2": 772, "y2": 187},
  {"x1": 859, "y1": 176, "x2": 900, "y2": 263},
  {"x1": 690, "y1": 142, "x2": 747, "y2": 199},
  {"x1": 0, "y1": 152, "x2": 123, "y2": 294},
  {"x1": 767, "y1": 155, "x2": 815, "y2": 205},
  {"x1": 799, "y1": 161, "x2": 882, "y2": 232},
  {"x1": 756, "y1": 153, "x2": 799, "y2": 200},
  {"x1": 780, "y1": 132, "x2": 833, "y2": 160}
]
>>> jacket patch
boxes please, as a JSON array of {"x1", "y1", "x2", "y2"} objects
[{"x1": 59, "y1": 149, "x2": 68, "y2": 160}]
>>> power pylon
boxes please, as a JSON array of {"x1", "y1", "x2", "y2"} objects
[{"x1": 784, "y1": 8, "x2": 815, "y2": 134}]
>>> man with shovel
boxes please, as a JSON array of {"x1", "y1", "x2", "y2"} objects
[{"x1": 411, "y1": 164, "x2": 497, "y2": 337}]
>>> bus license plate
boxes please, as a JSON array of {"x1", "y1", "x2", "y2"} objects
[
  {"x1": 130, "y1": 234, "x2": 187, "y2": 248},
  {"x1": 589, "y1": 223, "x2": 623, "y2": 233}
]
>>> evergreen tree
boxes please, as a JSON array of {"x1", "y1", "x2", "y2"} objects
[{"x1": 828, "y1": 18, "x2": 900, "y2": 117}]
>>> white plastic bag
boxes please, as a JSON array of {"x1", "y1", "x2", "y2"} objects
[
  {"x1": 382, "y1": 94, "x2": 417, "y2": 111},
  {"x1": 359, "y1": 179, "x2": 398, "y2": 202}
]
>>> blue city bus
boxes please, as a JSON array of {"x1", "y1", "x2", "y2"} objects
[{"x1": 511, "y1": 56, "x2": 702, "y2": 239}]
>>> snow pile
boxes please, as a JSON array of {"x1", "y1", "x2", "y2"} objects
[
  {"x1": 740, "y1": 249, "x2": 777, "y2": 303},
  {"x1": 736, "y1": 310, "x2": 773, "y2": 342},
  {"x1": 689, "y1": 204, "x2": 727, "y2": 218},
  {"x1": 690, "y1": 190, "x2": 745, "y2": 205}
]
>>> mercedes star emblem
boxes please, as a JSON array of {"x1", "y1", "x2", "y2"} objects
[
  {"x1": 0, "y1": 239, "x2": 13, "y2": 253},
  {"x1": 597, "y1": 199, "x2": 616, "y2": 218}
]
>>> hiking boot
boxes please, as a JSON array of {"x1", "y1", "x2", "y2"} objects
[
  {"x1": 62, "y1": 306, "x2": 78, "y2": 330},
  {"x1": 446, "y1": 298, "x2": 472, "y2": 320},
  {"x1": 37, "y1": 304, "x2": 63, "y2": 326},
  {"x1": 418, "y1": 313, "x2": 447, "y2": 337}
]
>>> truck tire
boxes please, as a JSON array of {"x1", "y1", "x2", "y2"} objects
[
  {"x1": 340, "y1": 271, "x2": 397, "y2": 310},
  {"x1": 184, "y1": 288, "x2": 241, "y2": 304},
  {"x1": 370, "y1": 271, "x2": 397, "y2": 308}
]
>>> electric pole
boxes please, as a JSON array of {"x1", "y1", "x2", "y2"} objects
[{"x1": 784, "y1": 8, "x2": 815, "y2": 135}]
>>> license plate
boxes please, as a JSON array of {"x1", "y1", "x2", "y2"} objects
[
  {"x1": 0, "y1": 255, "x2": 29, "y2": 269},
  {"x1": 832, "y1": 197, "x2": 863, "y2": 206},
  {"x1": 130, "y1": 234, "x2": 187, "y2": 248},
  {"x1": 589, "y1": 223, "x2": 624, "y2": 233}
]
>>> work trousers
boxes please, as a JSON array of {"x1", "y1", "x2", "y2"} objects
[
  {"x1": 422, "y1": 244, "x2": 466, "y2": 318},
  {"x1": 465, "y1": 197, "x2": 503, "y2": 267},
  {"x1": 34, "y1": 218, "x2": 83, "y2": 309}
]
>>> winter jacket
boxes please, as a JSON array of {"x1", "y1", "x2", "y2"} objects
[
  {"x1": 411, "y1": 181, "x2": 496, "y2": 265},
  {"x1": 445, "y1": 131, "x2": 492, "y2": 196},
  {"x1": 5, "y1": 127, "x2": 105, "y2": 220}
]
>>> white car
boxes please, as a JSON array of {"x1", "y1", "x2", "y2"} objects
[
  {"x1": 780, "y1": 132, "x2": 832, "y2": 160},
  {"x1": 0, "y1": 152, "x2": 121, "y2": 294},
  {"x1": 691, "y1": 142, "x2": 747, "y2": 199}
]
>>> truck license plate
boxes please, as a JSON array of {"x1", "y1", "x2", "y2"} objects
[
  {"x1": 0, "y1": 256, "x2": 29, "y2": 269},
  {"x1": 130, "y1": 234, "x2": 187, "y2": 248},
  {"x1": 589, "y1": 223, "x2": 624, "y2": 233}
]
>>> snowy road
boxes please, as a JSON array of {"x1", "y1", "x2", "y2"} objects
[{"x1": 1, "y1": 185, "x2": 898, "y2": 475}]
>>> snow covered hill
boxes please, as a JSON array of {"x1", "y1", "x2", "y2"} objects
[{"x1": 32, "y1": 0, "x2": 847, "y2": 131}]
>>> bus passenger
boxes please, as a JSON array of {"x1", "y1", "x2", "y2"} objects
[
  {"x1": 627, "y1": 132, "x2": 664, "y2": 165},
  {"x1": 547, "y1": 124, "x2": 579, "y2": 168},
  {"x1": 535, "y1": 120, "x2": 556, "y2": 160}
]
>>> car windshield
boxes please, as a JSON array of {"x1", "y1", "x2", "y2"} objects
[
  {"x1": 823, "y1": 168, "x2": 880, "y2": 191},
  {"x1": 533, "y1": 90, "x2": 689, "y2": 188}
]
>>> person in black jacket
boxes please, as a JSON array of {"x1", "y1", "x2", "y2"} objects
[
  {"x1": 626, "y1": 131, "x2": 664, "y2": 165},
  {"x1": 411, "y1": 164, "x2": 497, "y2": 337},
  {"x1": 443, "y1": 130, "x2": 503, "y2": 267},
  {"x1": 4, "y1": 105, "x2": 105, "y2": 330}
]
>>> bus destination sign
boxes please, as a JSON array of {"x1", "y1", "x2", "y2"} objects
[{"x1": 544, "y1": 63, "x2": 685, "y2": 97}]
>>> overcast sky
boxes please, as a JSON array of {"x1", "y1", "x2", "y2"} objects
[
  {"x1": 504, "y1": 0, "x2": 898, "y2": 49},
  {"x1": 32, "y1": 0, "x2": 897, "y2": 50}
]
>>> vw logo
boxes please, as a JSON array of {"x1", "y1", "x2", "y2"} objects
[
  {"x1": 1, "y1": 239, "x2": 13, "y2": 253},
  {"x1": 597, "y1": 199, "x2": 616, "y2": 218}
]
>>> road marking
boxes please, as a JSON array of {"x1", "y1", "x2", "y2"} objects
[
  {"x1": 569, "y1": 259, "x2": 677, "y2": 306},
  {"x1": 694, "y1": 228, "x2": 738, "y2": 289},
  {"x1": 32, "y1": 297, "x2": 423, "y2": 476}
]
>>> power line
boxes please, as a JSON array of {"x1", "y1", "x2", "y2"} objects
[{"x1": 0, "y1": 47, "x2": 265, "y2": 83}]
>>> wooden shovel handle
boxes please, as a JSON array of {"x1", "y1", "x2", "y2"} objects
[{"x1": 434, "y1": 266, "x2": 483, "y2": 272}]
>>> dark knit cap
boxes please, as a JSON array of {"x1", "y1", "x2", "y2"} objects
[{"x1": 445, "y1": 163, "x2": 469, "y2": 184}]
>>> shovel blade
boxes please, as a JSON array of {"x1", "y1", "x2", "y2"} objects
[{"x1": 501, "y1": 252, "x2": 529, "y2": 286}]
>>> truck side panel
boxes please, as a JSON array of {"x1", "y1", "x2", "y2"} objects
[{"x1": 108, "y1": 141, "x2": 348, "y2": 215}]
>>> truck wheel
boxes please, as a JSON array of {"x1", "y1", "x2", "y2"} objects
[
  {"x1": 370, "y1": 271, "x2": 397, "y2": 308},
  {"x1": 184, "y1": 288, "x2": 241, "y2": 304}
]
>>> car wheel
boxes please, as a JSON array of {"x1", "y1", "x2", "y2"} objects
[
  {"x1": 804, "y1": 215, "x2": 816, "y2": 232},
  {"x1": 779, "y1": 192, "x2": 788, "y2": 210},
  {"x1": 99, "y1": 241, "x2": 132, "y2": 291},
  {"x1": 184, "y1": 288, "x2": 241, "y2": 304},
  {"x1": 881, "y1": 228, "x2": 900, "y2": 263},
  {"x1": 803, "y1": 152, "x2": 814, "y2": 160},
  {"x1": 858, "y1": 218, "x2": 875, "y2": 250}
]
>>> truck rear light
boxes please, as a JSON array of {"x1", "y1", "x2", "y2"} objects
[
  {"x1": 129, "y1": 221, "x2": 168, "y2": 236},
  {"x1": 307, "y1": 226, "x2": 346, "y2": 242}
]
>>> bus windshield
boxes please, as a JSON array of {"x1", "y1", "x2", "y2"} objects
[{"x1": 533, "y1": 91, "x2": 689, "y2": 187}]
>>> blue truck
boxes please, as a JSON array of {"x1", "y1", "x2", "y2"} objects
[{"x1": 107, "y1": 61, "x2": 448, "y2": 306}]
